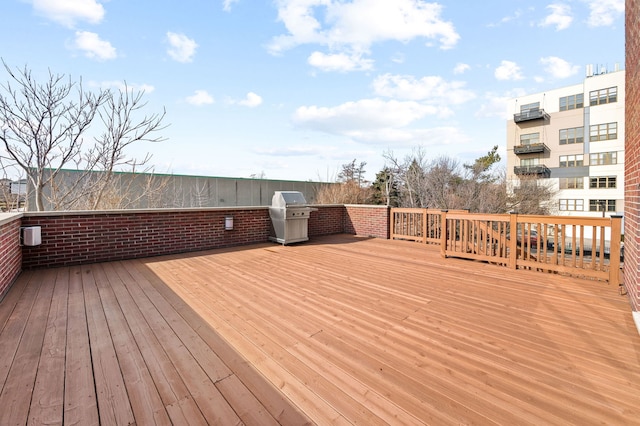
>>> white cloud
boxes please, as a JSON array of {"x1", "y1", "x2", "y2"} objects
[
  {"x1": 255, "y1": 145, "x2": 338, "y2": 157},
  {"x1": 294, "y1": 99, "x2": 441, "y2": 131},
  {"x1": 372, "y1": 74, "x2": 475, "y2": 104},
  {"x1": 166, "y1": 32, "x2": 198, "y2": 63},
  {"x1": 477, "y1": 89, "x2": 528, "y2": 119},
  {"x1": 540, "y1": 56, "x2": 580, "y2": 79},
  {"x1": 291, "y1": 98, "x2": 457, "y2": 145},
  {"x1": 307, "y1": 51, "x2": 374, "y2": 72},
  {"x1": 453, "y1": 63, "x2": 470, "y2": 75},
  {"x1": 72, "y1": 31, "x2": 116, "y2": 61},
  {"x1": 476, "y1": 94, "x2": 511, "y2": 119},
  {"x1": 268, "y1": 0, "x2": 459, "y2": 66},
  {"x1": 31, "y1": 0, "x2": 104, "y2": 27},
  {"x1": 488, "y1": 8, "x2": 541, "y2": 28},
  {"x1": 222, "y1": 0, "x2": 240, "y2": 12},
  {"x1": 489, "y1": 9, "x2": 524, "y2": 27},
  {"x1": 238, "y1": 92, "x2": 263, "y2": 107},
  {"x1": 583, "y1": 0, "x2": 624, "y2": 27},
  {"x1": 391, "y1": 53, "x2": 405, "y2": 64},
  {"x1": 186, "y1": 90, "x2": 214, "y2": 106},
  {"x1": 494, "y1": 60, "x2": 524, "y2": 81},
  {"x1": 540, "y1": 4, "x2": 573, "y2": 30},
  {"x1": 343, "y1": 126, "x2": 469, "y2": 146}
]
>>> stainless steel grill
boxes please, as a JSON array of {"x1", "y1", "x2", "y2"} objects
[{"x1": 269, "y1": 191, "x2": 317, "y2": 245}]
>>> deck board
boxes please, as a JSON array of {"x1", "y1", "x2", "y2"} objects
[
  {"x1": 27, "y1": 269, "x2": 68, "y2": 426},
  {"x1": 64, "y1": 266, "x2": 100, "y2": 425},
  {"x1": 1, "y1": 234, "x2": 640, "y2": 424}
]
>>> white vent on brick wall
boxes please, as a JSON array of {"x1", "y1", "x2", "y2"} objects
[{"x1": 21, "y1": 226, "x2": 42, "y2": 246}]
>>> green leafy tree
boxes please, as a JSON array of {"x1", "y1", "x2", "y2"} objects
[{"x1": 370, "y1": 167, "x2": 399, "y2": 206}]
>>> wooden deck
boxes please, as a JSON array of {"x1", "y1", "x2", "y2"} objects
[{"x1": 2, "y1": 234, "x2": 640, "y2": 425}]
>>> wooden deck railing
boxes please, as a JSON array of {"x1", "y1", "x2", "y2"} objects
[
  {"x1": 390, "y1": 208, "x2": 467, "y2": 244},
  {"x1": 391, "y1": 208, "x2": 623, "y2": 284}
]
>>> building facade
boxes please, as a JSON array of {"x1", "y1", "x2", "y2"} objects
[{"x1": 506, "y1": 68, "x2": 625, "y2": 218}]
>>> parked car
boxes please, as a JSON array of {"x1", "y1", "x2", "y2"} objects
[
  {"x1": 507, "y1": 229, "x2": 543, "y2": 247},
  {"x1": 519, "y1": 230, "x2": 540, "y2": 246}
]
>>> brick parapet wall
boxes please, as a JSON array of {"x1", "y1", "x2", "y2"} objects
[
  {"x1": 19, "y1": 205, "x2": 386, "y2": 269},
  {"x1": 21, "y1": 208, "x2": 272, "y2": 269},
  {"x1": 626, "y1": 0, "x2": 640, "y2": 311},
  {"x1": 0, "y1": 214, "x2": 23, "y2": 300},
  {"x1": 308, "y1": 205, "x2": 345, "y2": 236},
  {"x1": 344, "y1": 205, "x2": 390, "y2": 239}
]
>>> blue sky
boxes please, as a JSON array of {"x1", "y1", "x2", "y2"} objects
[{"x1": 0, "y1": 0, "x2": 625, "y2": 182}]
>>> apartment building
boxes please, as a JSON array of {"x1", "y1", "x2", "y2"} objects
[{"x1": 506, "y1": 66, "x2": 625, "y2": 218}]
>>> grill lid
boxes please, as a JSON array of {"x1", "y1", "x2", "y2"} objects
[{"x1": 271, "y1": 191, "x2": 308, "y2": 208}]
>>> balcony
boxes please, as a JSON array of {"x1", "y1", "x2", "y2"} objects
[
  {"x1": 514, "y1": 164, "x2": 551, "y2": 177},
  {"x1": 514, "y1": 108, "x2": 550, "y2": 123},
  {"x1": 514, "y1": 142, "x2": 548, "y2": 155}
]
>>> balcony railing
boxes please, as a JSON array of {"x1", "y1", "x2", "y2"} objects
[
  {"x1": 514, "y1": 109, "x2": 550, "y2": 123},
  {"x1": 513, "y1": 165, "x2": 551, "y2": 177},
  {"x1": 390, "y1": 209, "x2": 623, "y2": 284},
  {"x1": 514, "y1": 143, "x2": 547, "y2": 155}
]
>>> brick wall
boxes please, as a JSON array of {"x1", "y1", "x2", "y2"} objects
[
  {"x1": 19, "y1": 205, "x2": 385, "y2": 269},
  {"x1": 21, "y1": 208, "x2": 272, "y2": 269},
  {"x1": 0, "y1": 215, "x2": 22, "y2": 300},
  {"x1": 625, "y1": 0, "x2": 640, "y2": 311},
  {"x1": 344, "y1": 205, "x2": 390, "y2": 239},
  {"x1": 308, "y1": 205, "x2": 345, "y2": 236}
]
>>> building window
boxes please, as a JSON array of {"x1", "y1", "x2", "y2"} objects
[
  {"x1": 589, "y1": 199, "x2": 616, "y2": 212},
  {"x1": 589, "y1": 176, "x2": 617, "y2": 188},
  {"x1": 559, "y1": 154, "x2": 584, "y2": 167},
  {"x1": 559, "y1": 177, "x2": 584, "y2": 189},
  {"x1": 559, "y1": 93, "x2": 584, "y2": 111},
  {"x1": 589, "y1": 151, "x2": 617, "y2": 165},
  {"x1": 520, "y1": 158, "x2": 540, "y2": 166},
  {"x1": 519, "y1": 133, "x2": 540, "y2": 145},
  {"x1": 520, "y1": 102, "x2": 540, "y2": 113},
  {"x1": 589, "y1": 87, "x2": 617, "y2": 106},
  {"x1": 589, "y1": 122, "x2": 617, "y2": 142},
  {"x1": 559, "y1": 127, "x2": 584, "y2": 144},
  {"x1": 559, "y1": 199, "x2": 584, "y2": 211}
]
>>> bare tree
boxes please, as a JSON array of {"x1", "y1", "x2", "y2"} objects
[
  {"x1": 0, "y1": 159, "x2": 23, "y2": 211},
  {"x1": 87, "y1": 84, "x2": 166, "y2": 209},
  {"x1": 338, "y1": 159, "x2": 368, "y2": 186},
  {"x1": 383, "y1": 148, "x2": 429, "y2": 207},
  {"x1": 314, "y1": 159, "x2": 372, "y2": 204},
  {"x1": 423, "y1": 156, "x2": 462, "y2": 209},
  {"x1": 314, "y1": 180, "x2": 373, "y2": 204},
  {"x1": 0, "y1": 61, "x2": 167, "y2": 211},
  {"x1": 0, "y1": 175, "x2": 10, "y2": 211},
  {"x1": 507, "y1": 174, "x2": 556, "y2": 215},
  {"x1": 384, "y1": 148, "x2": 462, "y2": 208},
  {"x1": 382, "y1": 146, "x2": 554, "y2": 213}
]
